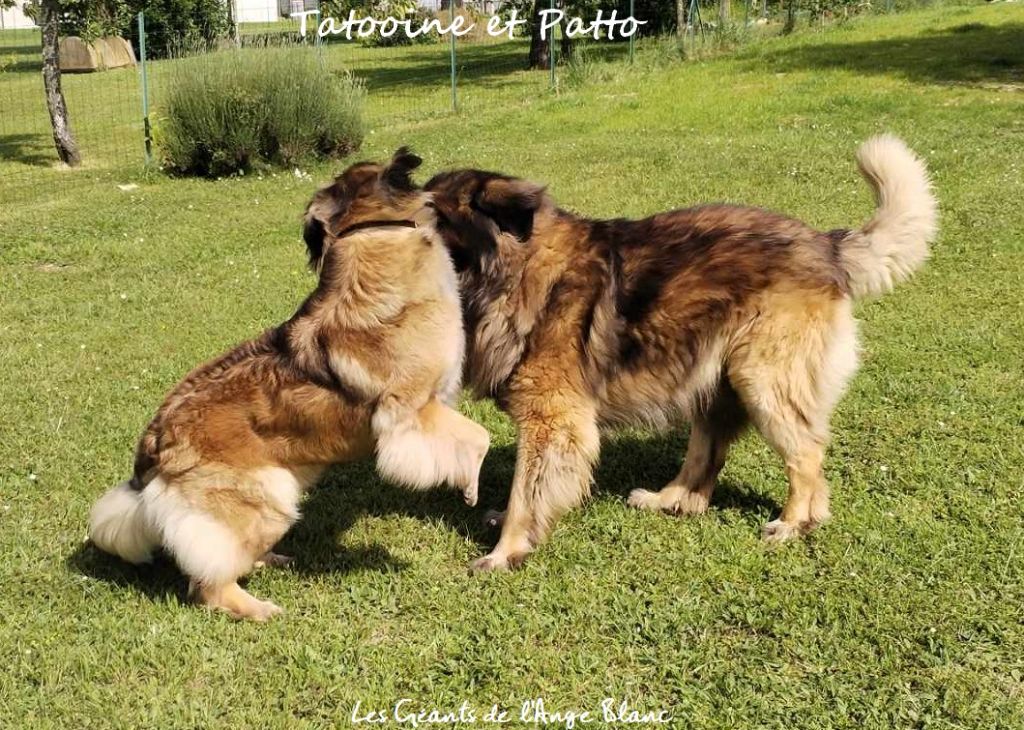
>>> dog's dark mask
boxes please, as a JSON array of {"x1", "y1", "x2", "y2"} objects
[{"x1": 425, "y1": 170, "x2": 546, "y2": 272}]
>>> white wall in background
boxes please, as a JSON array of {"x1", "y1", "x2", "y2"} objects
[{"x1": 0, "y1": 0, "x2": 37, "y2": 31}]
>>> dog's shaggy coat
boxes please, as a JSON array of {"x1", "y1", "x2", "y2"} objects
[
  {"x1": 425, "y1": 135, "x2": 937, "y2": 572},
  {"x1": 89, "y1": 150, "x2": 490, "y2": 619}
]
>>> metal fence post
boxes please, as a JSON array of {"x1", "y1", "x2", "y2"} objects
[
  {"x1": 449, "y1": 0, "x2": 457, "y2": 112},
  {"x1": 316, "y1": 0, "x2": 326, "y2": 68},
  {"x1": 628, "y1": 0, "x2": 635, "y2": 64},
  {"x1": 137, "y1": 11, "x2": 152, "y2": 165},
  {"x1": 549, "y1": 0, "x2": 556, "y2": 89}
]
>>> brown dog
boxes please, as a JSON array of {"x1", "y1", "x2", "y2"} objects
[
  {"x1": 425, "y1": 135, "x2": 937, "y2": 572},
  {"x1": 89, "y1": 149, "x2": 490, "y2": 619}
]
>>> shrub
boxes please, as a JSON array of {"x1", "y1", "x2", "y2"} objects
[
  {"x1": 563, "y1": 44, "x2": 629, "y2": 89},
  {"x1": 157, "y1": 46, "x2": 365, "y2": 177}
]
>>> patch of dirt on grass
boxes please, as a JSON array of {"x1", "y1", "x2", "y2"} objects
[{"x1": 34, "y1": 262, "x2": 72, "y2": 273}]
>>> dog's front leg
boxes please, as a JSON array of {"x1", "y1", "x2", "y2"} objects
[
  {"x1": 470, "y1": 394, "x2": 599, "y2": 573},
  {"x1": 373, "y1": 395, "x2": 490, "y2": 504}
]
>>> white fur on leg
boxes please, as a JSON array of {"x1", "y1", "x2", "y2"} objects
[
  {"x1": 88, "y1": 481, "x2": 158, "y2": 564},
  {"x1": 372, "y1": 403, "x2": 488, "y2": 504},
  {"x1": 375, "y1": 423, "x2": 482, "y2": 497},
  {"x1": 140, "y1": 478, "x2": 253, "y2": 588},
  {"x1": 252, "y1": 466, "x2": 305, "y2": 521}
]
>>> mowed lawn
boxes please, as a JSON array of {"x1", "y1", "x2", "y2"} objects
[{"x1": 1, "y1": 4, "x2": 1023, "y2": 727}]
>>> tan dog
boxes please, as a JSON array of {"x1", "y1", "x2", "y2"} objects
[
  {"x1": 89, "y1": 149, "x2": 490, "y2": 619},
  {"x1": 425, "y1": 135, "x2": 937, "y2": 572}
]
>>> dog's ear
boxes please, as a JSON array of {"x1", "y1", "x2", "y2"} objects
[
  {"x1": 303, "y1": 215, "x2": 327, "y2": 270},
  {"x1": 303, "y1": 184, "x2": 347, "y2": 271},
  {"x1": 382, "y1": 147, "x2": 422, "y2": 191},
  {"x1": 474, "y1": 177, "x2": 547, "y2": 242}
]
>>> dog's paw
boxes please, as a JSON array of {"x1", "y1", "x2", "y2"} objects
[
  {"x1": 628, "y1": 487, "x2": 710, "y2": 516},
  {"x1": 483, "y1": 509, "x2": 506, "y2": 529},
  {"x1": 670, "y1": 489, "x2": 711, "y2": 516},
  {"x1": 761, "y1": 519, "x2": 803, "y2": 545},
  {"x1": 627, "y1": 489, "x2": 660, "y2": 511},
  {"x1": 254, "y1": 552, "x2": 294, "y2": 569},
  {"x1": 469, "y1": 554, "x2": 509, "y2": 574},
  {"x1": 247, "y1": 599, "x2": 284, "y2": 622},
  {"x1": 469, "y1": 550, "x2": 527, "y2": 574}
]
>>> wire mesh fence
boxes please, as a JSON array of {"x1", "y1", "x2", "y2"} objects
[
  {"x1": 1, "y1": 0, "x2": 944, "y2": 204},
  {"x1": 0, "y1": 24, "x2": 144, "y2": 201}
]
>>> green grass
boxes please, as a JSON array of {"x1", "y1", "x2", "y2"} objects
[{"x1": 1, "y1": 4, "x2": 1023, "y2": 727}]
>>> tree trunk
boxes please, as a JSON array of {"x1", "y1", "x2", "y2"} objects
[
  {"x1": 719, "y1": 0, "x2": 731, "y2": 25},
  {"x1": 559, "y1": 18, "x2": 573, "y2": 62},
  {"x1": 677, "y1": 0, "x2": 686, "y2": 36},
  {"x1": 527, "y1": 0, "x2": 549, "y2": 69},
  {"x1": 784, "y1": 0, "x2": 796, "y2": 33},
  {"x1": 227, "y1": 0, "x2": 240, "y2": 47},
  {"x1": 40, "y1": 0, "x2": 80, "y2": 166}
]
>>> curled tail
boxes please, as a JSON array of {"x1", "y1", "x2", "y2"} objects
[
  {"x1": 88, "y1": 481, "x2": 157, "y2": 564},
  {"x1": 840, "y1": 134, "x2": 938, "y2": 299}
]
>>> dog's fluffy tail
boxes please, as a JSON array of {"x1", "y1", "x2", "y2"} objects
[
  {"x1": 88, "y1": 480, "x2": 157, "y2": 564},
  {"x1": 840, "y1": 134, "x2": 938, "y2": 299}
]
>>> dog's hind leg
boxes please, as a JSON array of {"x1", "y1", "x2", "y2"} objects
[
  {"x1": 143, "y1": 471, "x2": 298, "y2": 620},
  {"x1": 628, "y1": 380, "x2": 748, "y2": 516},
  {"x1": 728, "y1": 296, "x2": 859, "y2": 543}
]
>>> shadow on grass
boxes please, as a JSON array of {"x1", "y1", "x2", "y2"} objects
[
  {"x1": 1, "y1": 58, "x2": 43, "y2": 72},
  {"x1": 339, "y1": 42, "x2": 536, "y2": 91},
  {"x1": 0, "y1": 133, "x2": 56, "y2": 167},
  {"x1": 0, "y1": 43, "x2": 41, "y2": 54},
  {"x1": 68, "y1": 424, "x2": 778, "y2": 601},
  {"x1": 759, "y1": 22, "x2": 1024, "y2": 86},
  {"x1": 351, "y1": 41, "x2": 628, "y2": 93}
]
